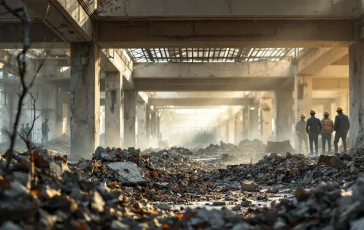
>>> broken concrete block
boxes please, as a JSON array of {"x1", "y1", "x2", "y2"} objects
[
  {"x1": 318, "y1": 155, "x2": 346, "y2": 169},
  {"x1": 107, "y1": 162, "x2": 147, "y2": 184},
  {"x1": 241, "y1": 181, "x2": 259, "y2": 192},
  {"x1": 266, "y1": 140, "x2": 294, "y2": 153},
  {"x1": 12, "y1": 172, "x2": 30, "y2": 188}
]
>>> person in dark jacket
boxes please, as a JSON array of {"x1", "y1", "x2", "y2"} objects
[
  {"x1": 42, "y1": 119, "x2": 50, "y2": 145},
  {"x1": 306, "y1": 109, "x2": 322, "y2": 156},
  {"x1": 295, "y1": 113, "x2": 308, "y2": 153},
  {"x1": 321, "y1": 111, "x2": 334, "y2": 154},
  {"x1": 334, "y1": 107, "x2": 350, "y2": 153}
]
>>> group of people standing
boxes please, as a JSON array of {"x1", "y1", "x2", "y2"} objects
[
  {"x1": 295, "y1": 107, "x2": 350, "y2": 156},
  {"x1": 19, "y1": 119, "x2": 50, "y2": 145}
]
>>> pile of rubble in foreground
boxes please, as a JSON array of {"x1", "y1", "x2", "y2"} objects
[{"x1": 1, "y1": 145, "x2": 364, "y2": 229}]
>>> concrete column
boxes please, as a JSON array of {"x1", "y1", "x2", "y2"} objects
[
  {"x1": 275, "y1": 90, "x2": 293, "y2": 141},
  {"x1": 54, "y1": 87, "x2": 63, "y2": 137},
  {"x1": 145, "y1": 107, "x2": 151, "y2": 146},
  {"x1": 261, "y1": 98, "x2": 273, "y2": 142},
  {"x1": 105, "y1": 72, "x2": 122, "y2": 148},
  {"x1": 151, "y1": 111, "x2": 157, "y2": 143},
  {"x1": 296, "y1": 76, "x2": 312, "y2": 121},
  {"x1": 228, "y1": 117, "x2": 235, "y2": 144},
  {"x1": 70, "y1": 43, "x2": 100, "y2": 160},
  {"x1": 137, "y1": 100, "x2": 147, "y2": 149},
  {"x1": 123, "y1": 90, "x2": 136, "y2": 148},
  {"x1": 249, "y1": 107, "x2": 259, "y2": 140},
  {"x1": 242, "y1": 107, "x2": 249, "y2": 139},
  {"x1": 349, "y1": 41, "x2": 364, "y2": 146},
  {"x1": 156, "y1": 114, "x2": 161, "y2": 141},
  {"x1": 234, "y1": 111, "x2": 243, "y2": 144}
]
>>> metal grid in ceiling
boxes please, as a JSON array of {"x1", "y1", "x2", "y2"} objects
[{"x1": 127, "y1": 48, "x2": 306, "y2": 63}]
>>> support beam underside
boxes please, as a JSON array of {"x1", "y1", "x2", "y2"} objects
[
  {"x1": 97, "y1": 20, "x2": 355, "y2": 48},
  {"x1": 149, "y1": 98, "x2": 251, "y2": 106},
  {"x1": 134, "y1": 77, "x2": 293, "y2": 91}
]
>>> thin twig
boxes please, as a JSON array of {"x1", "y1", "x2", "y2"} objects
[{"x1": 0, "y1": 0, "x2": 48, "y2": 171}]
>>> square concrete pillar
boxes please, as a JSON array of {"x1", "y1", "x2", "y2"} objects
[
  {"x1": 234, "y1": 111, "x2": 243, "y2": 144},
  {"x1": 261, "y1": 98, "x2": 273, "y2": 142},
  {"x1": 123, "y1": 90, "x2": 136, "y2": 148},
  {"x1": 349, "y1": 41, "x2": 364, "y2": 146},
  {"x1": 105, "y1": 72, "x2": 122, "y2": 148},
  {"x1": 275, "y1": 90, "x2": 293, "y2": 141},
  {"x1": 70, "y1": 42, "x2": 100, "y2": 160},
  {"x1": 137, "y1": 100, "x2": 147, "y2": 149},
  {"x1": 296, "y1": 76, "x2": 312, "y2": 121},
  {"x1": 146, "y1": 108, "x2": 151, "y2": 146},
  {"x1": 228, "y1": 118, "x2": 235, "y2": 144},
  {"x1": 156, "y1": 114, "x2": 161, "y2": 141},
  {"x1": 242, "y1": 107, "x2": 249, "y2": 139},
  {"x1": 249, "y1": 106, "x2": 259, "y2": 140},
  {"x1": 151, "y1": 111, "x2": 157, "y2": 143}
]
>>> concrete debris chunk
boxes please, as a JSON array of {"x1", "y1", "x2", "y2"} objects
[
  {"x1": 241, "y1": 181, "x2": 259, "y2": 192},
  {"x1": 318, "y1": 155, "x2": 346, "y2": 169},
  {"x1": 107, "y1": 162, "x2": 147, "y2": 184},
  {"x1": 266, "y1": 140, "x2": 295, "y2": 153}
]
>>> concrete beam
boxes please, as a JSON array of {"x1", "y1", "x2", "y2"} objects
[
  {"x1": 24, "y1": 0, "x2": 94, "y2": 42},
  {"x1": 100, "y1": 49, "x2": 134, "y2": 89},
  {"x1": 134, "y1": 77, "x2": 292, "y2": 91},
  {"x1": 150, "y1": 92, "x2": 250, "y2": 98},
  {"x1": 314, "y1": 65, "x2": 349, "y2": 78},
  {"x1": 297, "y1": 48, "x2": 348, "y2": 75},
  {"x1": 97, "y1": 20, "x2": 355, "y2": 48},
  {"x1": 133, "y1": 62, "x2": 291, "y2": 78},
  {"x1": 0, "y1": 22, "x2": 68, "y2": 48},
  {"x1": 149, "y1": 98, "x2": 251, "y2": 106},
  {"x1": 96, "y1": 0, "x2": 362, "y2": 18},
  {"x1": 0, "y1": 49, "x2": 70, "y2": 78},
  {"x1": 155, "y1": 106, "x2": 222, "y2": 109},
  {"x1": 312, "y1": 78, "x2": 349, "y2": 90}
]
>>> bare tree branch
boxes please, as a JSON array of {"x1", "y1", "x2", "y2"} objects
[{"x1": 0, "y1": 0, "x2": 48, "y2": 171}]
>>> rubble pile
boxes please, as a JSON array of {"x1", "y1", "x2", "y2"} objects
[
  {"x1": 0, "y1": 146, "x2": 179, "y2": 229},
  {"x1": 160, "y1": 177, "x2": 364, "y2": 230},
  {"x1": 2, "y1": 143, "x2": 364, "y2": 229},
  {"x1": 194, "y1": 140, "x2": 267, "y2": 163},
  {"x1": 209, "y1": 151, "x2": 363, "y2": 187},
  {"x1": 76, "y1": 147, "x2": 227, "y2": 204}
]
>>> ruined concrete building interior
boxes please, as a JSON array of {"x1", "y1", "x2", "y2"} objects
[{"x1": 0, "y1": 0, "x2": 364, "y2": 229}]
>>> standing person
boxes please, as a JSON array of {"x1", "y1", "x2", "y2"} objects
[
  {"x1": 295, "y1": 113, "x2": 308, "y2": 153},
  {"x1": 306, "y1": 110, "x2": 322, "y2": 157},
  {"x1": 42, "y1": 119, "x2": 50, "y2": 145},
  {"x1": 24, "y1": 123, "x2": 31, "y2": 142},
  {"x1": 334, "y1": 107, "x2": 350, "y2": 153},
  {"x1": 19, "y1": 124, "x2": 25, "y2": 139},
  {"x1": 321, "y1": 111, "x2": 334, "y2": 154}
]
